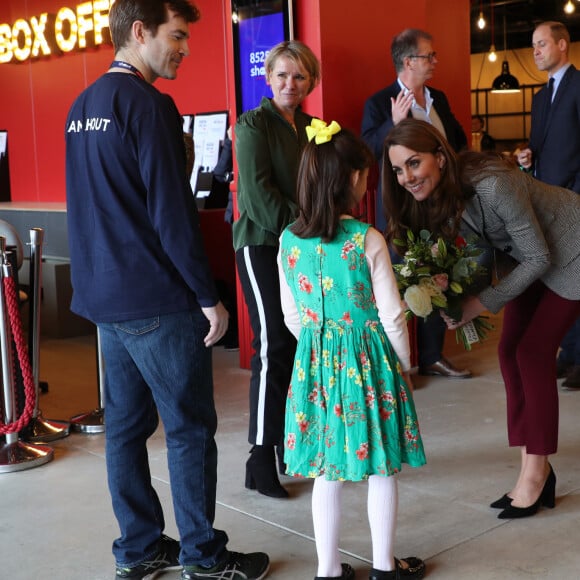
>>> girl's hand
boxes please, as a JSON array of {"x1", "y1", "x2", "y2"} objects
[{"x1": 440, "y1": 296, "x2": 485, "y2": 329}]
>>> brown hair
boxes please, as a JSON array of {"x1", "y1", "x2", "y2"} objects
[
  {"x1": 265, "y1": 40, "x2": 321, "y2": 94},
  {"x1": 291, "y1": 128, "x2": 373, "y2": 242},
  {"x1": 382, "y1": 119, "x2": 515, "y2": 253},
  {"x1": 109, "y1": 0, "x2": 200, "y2": 51}
]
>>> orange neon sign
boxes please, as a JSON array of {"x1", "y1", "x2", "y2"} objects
[{"x1": 0, "y1": 1, "x2": 114, "y2": 64}]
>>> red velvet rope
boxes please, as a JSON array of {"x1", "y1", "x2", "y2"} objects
[{"x1": 0, "y1": 276, "x2": 36, "y2": 434}]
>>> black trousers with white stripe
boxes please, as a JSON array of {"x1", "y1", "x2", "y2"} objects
[{"x1": 235, "y1": 245, "x2": 297, "y2": 446}]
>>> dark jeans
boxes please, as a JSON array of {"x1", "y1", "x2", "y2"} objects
[
  {"x1": 417, "y1": 315, "x2": 447, "y2": 367},
  {"x1": 98, "y1": 309, "x2": 228, "y2": 568}
]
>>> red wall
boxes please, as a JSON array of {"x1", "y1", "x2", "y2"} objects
[
  {"x1": 1, "y1": 0, "x2": 472, "y2": 368},
  {"x1": 0, "y1": 0, "x2": 470, "y2": 204},
  {"x1": 0, "y1": 0, "x2": 232, "y2": 202},
  {"x1": 295, "y1": 0, "x2": 471, "y2": 137}
]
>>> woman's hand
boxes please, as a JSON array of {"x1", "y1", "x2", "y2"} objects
[{"x1": 440, "y1": 296, "x2": 485, "y2": 329}]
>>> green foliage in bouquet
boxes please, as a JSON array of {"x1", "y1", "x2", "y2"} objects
[{"x1": 392, "y1": 229, "x2": 494, "y2": 350}]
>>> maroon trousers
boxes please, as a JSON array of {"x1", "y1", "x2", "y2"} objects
[{"x1": 498, "y1": 281, "x2": 580, "y2": 455}]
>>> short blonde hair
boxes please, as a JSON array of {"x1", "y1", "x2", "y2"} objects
[{"x1": 265, "y1": 40, "x2": 321, "y2": 94}]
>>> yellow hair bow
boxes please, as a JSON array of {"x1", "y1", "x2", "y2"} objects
[{"x1": 306, "y1": 119, "x2": 341, "y2": 144}]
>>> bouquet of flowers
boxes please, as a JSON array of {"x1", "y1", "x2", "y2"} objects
[{"x1": 392, "y1": 229, "x2": 493, "y2": 350}]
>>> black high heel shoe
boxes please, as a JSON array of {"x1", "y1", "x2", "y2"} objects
[
  {"x1": 489, "y1": 493, "x2": 513, "y2": 509},
  {"x1": 497, "y1": 464, "x2": 556, "y2": 519},
  {"x1": 245, "y1": 445, "x2": 289, "y2": 499}
]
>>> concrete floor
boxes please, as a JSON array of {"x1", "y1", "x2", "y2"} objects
[{"x1": 2, "y1": 313, "x2": 580, "y2": 580}]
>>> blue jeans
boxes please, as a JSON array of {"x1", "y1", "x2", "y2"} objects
[{"x1": 98, "y1": 309, "x2": 228, "y2": 568}]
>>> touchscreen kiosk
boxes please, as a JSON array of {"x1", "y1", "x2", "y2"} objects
[{"x1": 183, "y1": 112, "x2": 229, "y2": 205}]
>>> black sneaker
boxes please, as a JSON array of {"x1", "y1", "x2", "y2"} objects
[
  {"x1": 181, "y1": 550, "x2": 270, "y2": 579},
  {"x1": 115, "y1": 534, "x2": 181, "y2": 578}
]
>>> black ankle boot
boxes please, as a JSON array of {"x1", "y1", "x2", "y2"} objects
[
  {"x1": 276, "y1": 441, "x2": 286, "y2": 475},
  {"x1": 245, "y1": 445, "x2": 289, "y2": 498}
]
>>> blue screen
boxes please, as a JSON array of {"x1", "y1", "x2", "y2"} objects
[{"x1": 237, "y1": 12, "x2": 285, "y2": 113}]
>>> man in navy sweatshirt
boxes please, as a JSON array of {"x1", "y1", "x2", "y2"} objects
[{"x1": 65, "y1": 2, "x2": 269, "y2": 579}]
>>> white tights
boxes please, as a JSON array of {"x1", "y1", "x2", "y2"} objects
[{"x1": 312, "y1": 474, "x2": 398, "y2": 577}]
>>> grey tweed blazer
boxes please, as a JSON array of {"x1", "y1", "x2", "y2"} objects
[{"x1": 461, "y1": 169, "x2": 580, "y2": 314}]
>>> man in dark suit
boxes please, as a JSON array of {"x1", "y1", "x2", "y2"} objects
[
  {"x1": 362, "y1": 28, "x2": 471, "y2": 379},
  {"x1": 471, "y1": 115, "x2": 496, "y2": 151},
  {"x1": 517, "y1": 21, "x2": 580, "y2": 389}
]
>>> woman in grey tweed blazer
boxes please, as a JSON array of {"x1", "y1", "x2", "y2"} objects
[{"x1": 381, "y1": 119, "x2": 580, "y2": 520}]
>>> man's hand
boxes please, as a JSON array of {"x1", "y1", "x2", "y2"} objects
[
  {"x1": 201, "y1": 301, "x2": 229, "y2": 347},
  {"x1": 391, "y1": 91, "x2": 414, "y2": 125},
  {"x1": 515, "y1": 147, "x2": 532, "y2": 169}
]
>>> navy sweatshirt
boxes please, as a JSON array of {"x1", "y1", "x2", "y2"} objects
[{"x1": 65, "y1": 72, "x2": 218, "y2": 323}]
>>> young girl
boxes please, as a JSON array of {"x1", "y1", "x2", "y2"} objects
[{"x1": 277, "y1": 121, "x2": 427, "y2": 580}]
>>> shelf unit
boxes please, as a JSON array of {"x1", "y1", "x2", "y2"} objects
[{"x1": 471, "y1": 83, "x2": 543, "y2": 149}]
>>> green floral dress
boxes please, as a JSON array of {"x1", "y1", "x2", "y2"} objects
[{"x1": 280, "y1": 219, "x2": 426, "y2": 481}]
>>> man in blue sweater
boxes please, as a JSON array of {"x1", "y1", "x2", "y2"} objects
[{"x1": 65, "y1": 1, "x2": 269, "y2": 579}]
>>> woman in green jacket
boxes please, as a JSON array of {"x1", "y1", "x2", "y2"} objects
[{"x1": 233, "y1": 40, "x2": 321, "y2": 498}]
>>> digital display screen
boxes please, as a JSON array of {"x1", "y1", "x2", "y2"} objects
[
  {"x1": 233, "y1": 1, "x2": 292, "y2": 113},
  {"x1": 237, "y1": 12, "x2": 284, "y2": 112}
]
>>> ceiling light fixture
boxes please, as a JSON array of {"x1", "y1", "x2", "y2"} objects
[
  {"x1": 477, "y1": 0, "x2": 486, "y2": 29},
  {"x1": 564, "y1": 0, "x2": 575, "y2": 14},
  {"x1": 478, "y1": 12, "x2": 486, "y2": 29},
  {"x1": 488, "y1": 1, "x2": 496, "y2": 61},
  {"x1": 491, "y1": 11, "x2": 521, "y2": 93}
]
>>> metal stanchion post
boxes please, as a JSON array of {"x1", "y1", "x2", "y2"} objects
[
  {"x1": 70, "y1": 327, "x2": 105, "y2": 434},
  {"x1": 0, "y1": 236, "x2": 53, "y2": 472},
  {"x1": 21, "y1": 228, "x2": 70, "y2": 443}
]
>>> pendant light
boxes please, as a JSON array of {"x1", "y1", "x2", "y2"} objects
[
  {"x1": 488, "y1": 0, "x2": 497, "y2": 62},
  {"x1": 477, "y1": 0, "x2": 486, "y2": 29},
  {"x1": 491, "y1": 11, "x2": 520, "y2": 93}
]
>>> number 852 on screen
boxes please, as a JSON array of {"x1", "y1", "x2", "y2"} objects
[{"x1": 249, "y1": 50, "x2": 269, "y2": 64}]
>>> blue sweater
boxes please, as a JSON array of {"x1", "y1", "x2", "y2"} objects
[{"x1": 65, "y1": 72, "x2": 218, "y2": 323}]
